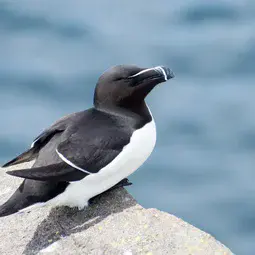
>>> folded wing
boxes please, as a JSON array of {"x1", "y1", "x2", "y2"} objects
[{"x1": 7, "y1": 125, "x2": 131, "y2": 182}]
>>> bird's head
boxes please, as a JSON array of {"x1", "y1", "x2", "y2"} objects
[{"x1": 94, "y1": 65, "x2": 175, "y2": 111}]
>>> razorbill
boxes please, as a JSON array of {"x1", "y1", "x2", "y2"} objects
[{"x1": 0, "y1": 65, "x2": 174, "y2": 217}]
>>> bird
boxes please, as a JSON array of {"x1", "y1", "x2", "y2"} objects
[{"x1": 0, "y1": 64, "x2": 174, "y2": 217}]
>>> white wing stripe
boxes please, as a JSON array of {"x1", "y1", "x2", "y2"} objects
[
  {"x1": 56, "y1": 149, "x2": 92, "y2": 175},
  {"x1": 30, "y1": 137, "x2": 41, "y2": 148}
]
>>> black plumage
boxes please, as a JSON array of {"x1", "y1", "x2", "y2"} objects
[{"x1": 0, "y1": 65, "x2": 174, "y2": 217}]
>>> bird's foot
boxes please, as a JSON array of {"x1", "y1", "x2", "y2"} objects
[
  {"x1": 88, "y1": 178, "x2": 133, "y2": 206},
  {"x1": 110, "y1": 178, "x2": 133, "y2": 190}
]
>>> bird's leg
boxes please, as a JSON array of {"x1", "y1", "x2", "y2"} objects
[
  {"x1": 88, "y1": 178, "x2": 133, "y2": 205},
  {"x1": 110, "y1": 178, "x2": 133, "y2": 190}
]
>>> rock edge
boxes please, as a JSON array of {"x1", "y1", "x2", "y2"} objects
[{"x1": 0, "y1": 162, "x2": 233, "y2": 255}]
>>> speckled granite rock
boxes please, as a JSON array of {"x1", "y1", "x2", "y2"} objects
[{"x1": 0, "y1": 162, "x2": 233, "y2": 255}]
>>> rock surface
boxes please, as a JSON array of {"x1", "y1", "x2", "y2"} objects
[{"x1": 0, "y1": 163, "x2": 233, "y2": 255}]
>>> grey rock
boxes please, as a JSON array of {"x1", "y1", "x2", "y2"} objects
[{"x1": 0, "y1": 162, "x2": 233, "y2": 255}]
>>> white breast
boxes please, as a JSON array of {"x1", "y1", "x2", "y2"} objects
[{"x1": 47, "y1": 117, "x2": 156, "y2": 209}]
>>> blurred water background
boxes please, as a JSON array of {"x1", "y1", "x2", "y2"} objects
[{"x1": 1, "y1": 1, "x2": 255, "y2": 254}]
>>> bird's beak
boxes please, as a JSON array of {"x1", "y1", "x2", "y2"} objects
[{"x1": 128, "y1": 66, "x2": 174, "y2": 86}]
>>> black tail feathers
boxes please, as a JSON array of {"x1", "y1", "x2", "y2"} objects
[
  {"x1": 0, "y1": 201, "x2": 20, "y2": 217},
  {"x1": 2, "y1": 147, "x2": 38, "y2": 168}
]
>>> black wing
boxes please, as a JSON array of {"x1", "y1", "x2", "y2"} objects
[
  {"x1": 1, "y1": 112, "x2": 83, "y2": 168},
  {"x1": 2, "y1": 128, "x2": 64, "y2": 168},
  {"x1": 7, "y1": 162, "x2": 85, "y2": 181},
  {"x1": 6, "y1": 109, "x2": 135, "y2": 182}
]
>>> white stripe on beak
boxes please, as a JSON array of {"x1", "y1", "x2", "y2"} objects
[{"x1": 155, "y1": 66, "x2": 167, "y2": 81}]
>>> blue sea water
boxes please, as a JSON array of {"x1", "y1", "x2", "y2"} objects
[{"x1": 1, "y1": 1, "x2": 255, "y2": 254}]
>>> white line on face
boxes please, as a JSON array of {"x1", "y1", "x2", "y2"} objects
[
  {"x1": 128, "y1": 66, "x2": 167, "y2": 81},
  {"x1": 129, "y1": 67, "x2": 156, "y2": 78}
]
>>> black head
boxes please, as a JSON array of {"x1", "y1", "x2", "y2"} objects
[{"x1": 94, "y1": 65, "x2": 174, "y2": 114}]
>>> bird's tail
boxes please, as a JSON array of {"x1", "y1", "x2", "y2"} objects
[
  {"x1": 0, "y1": 179, "x2": 68, "y2": 217},
  {"x1": 2, "y1": 147, "x2": 38, "y2": 168},
  {"x1": 0, "y1": 182, "x2": 31, "y2": 217},
  {"x1": 0, "y1": 199, "x2": 21, "y2": 217}
]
